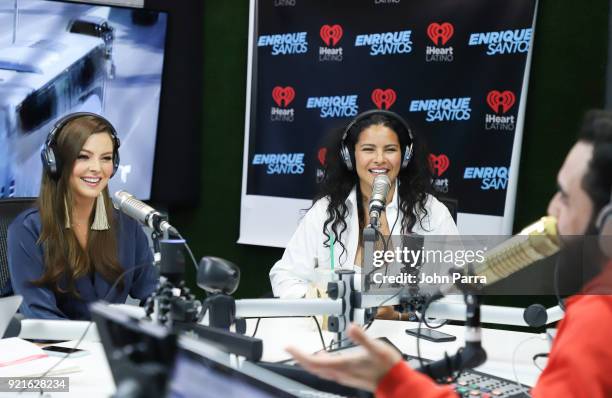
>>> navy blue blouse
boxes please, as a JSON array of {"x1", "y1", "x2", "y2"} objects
[{"x1": 7, "y1": 208, "x2": 158, "y2": 320}]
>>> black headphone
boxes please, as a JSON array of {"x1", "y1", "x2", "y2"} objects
[
  {"x1": 340, "y1": 109, "x2": 414, "y2": 172},
  {"x1": 41, "y1": 112, "x2": 121, "y2": 180},
  {"x1": 596, "y1": 189, "x2": 612, "y2": 258}
]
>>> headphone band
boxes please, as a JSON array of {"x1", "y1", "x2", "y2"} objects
[
  {"x1": 341, "y1": 109, "x2": 414, "y2": 144},
  {"x1": 42, "y1": 112, "x2": 120, "y2": 179},
  {"x1": 340, "y1": 109, "x2": 414, "y2": 171}
]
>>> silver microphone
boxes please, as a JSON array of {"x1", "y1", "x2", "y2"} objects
[
  {"x1": 369, "y1": 174, "x2": 391, "y2": 229},
  {"x1": 473, "y1": 216, "x2": 560, "y2": 285},
  {"x1": 113, "y1": 190, "x2": 178, "y2": 236}
]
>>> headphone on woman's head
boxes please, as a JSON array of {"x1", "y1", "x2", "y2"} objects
[
  {"x1": 41, "y1": 112, "x2": 121, "y2": 180},
  {"x1": 339, "y1": 109, "x2": 414, "y2": 172}
]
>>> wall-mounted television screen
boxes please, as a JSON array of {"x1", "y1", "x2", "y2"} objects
[{"x1": 0, "y1": 0, "x2": 167, "y2": 199}]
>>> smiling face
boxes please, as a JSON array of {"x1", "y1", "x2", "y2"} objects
[
  {"x1": 354, "y1": 124, "x2": 402, "y2": 197},
  {"x1": 68, "y1": 132, "x2": 114, "y2": 203}
]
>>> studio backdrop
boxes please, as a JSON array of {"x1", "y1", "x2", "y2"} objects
[{"x1": 240, "y1": 0, "x2": 538, "y2": 248}]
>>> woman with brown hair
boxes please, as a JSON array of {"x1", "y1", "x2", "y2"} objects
[{"x1": 7, "y1": 113, "x2": 158, "y2": 320}]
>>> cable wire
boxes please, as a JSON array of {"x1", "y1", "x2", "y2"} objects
[
  {"x1": 311, "y1": 316, "x2": 328, "y2": 352},
  {"x1": 415, "y1": 293, "x2": 454, "y2": 381},
  {"x1": 511, "y1": 336, "x2": 540, "y2": 398},
  {"x1": 323, "y1": 287, "x2": 405, "y2": 351},
  {"x1": 251, "y1": 318, "x2": 261, "y2": 338},
  {"x1": 553, "y1": 255, "x2": 567, "y2": 312},
  {"x1": 532, "y1": 353, "x2": 548, "y2": 372},
  {"x1": 177, "y1": 232, "x2": 199, "y2": 273}
]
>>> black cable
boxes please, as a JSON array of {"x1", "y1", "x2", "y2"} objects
[
  {"x1": 247, "y1": 316, "x2": 326, "y2": 350},
  {"x1": 323, "y1": 287, "x2": 405, "y2": 351},
  {"x1": 311, "y1": 316, "x2": 327, "y2": 352},
  {"x1": 377, "y1": 190, "x2": 405, "y2": 291},
  {"x1": 423, "y1": 315, "x2": 448, "y2": 329},
  {"x1": 372, "y1": 225, "x2": 389, "y2": 252},
  {"x1": 415, "y1": 296, "x2": 431, "y2": 372},
  {"x1": 415, "y1": 294, "x2": 448, "y2": 372},
  {"x1": 384, "y1": 186, "x2": 401, "y2": 250},
  {"x1": 176, "y1": 232, "x2": 199, "y2": 273},
  {"x1": 251, "y1": 318, "x2": 261, "y2": 338},
  {"x1": 374, "y1": 226, "x2": 391, "y2": 289},
  {"x1": 553, "y1": 255, "x2": 567, "y2": 312},
  {"x1": 376, "y1": 190, "x2": 401, "y2": 288},
  {"x1": 532, "y1": 353, "x2": 548, "y2": 372},
  {"x1": 416, "y1": 293, "x2": 463, "y2": 384},
  {"x1": 326, "y1": 335, "x2": 349, "y2": 351}
]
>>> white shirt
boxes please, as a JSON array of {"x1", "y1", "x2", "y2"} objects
[{"x1": 269, "y1": 186, "x2": 459, "y2": 298}]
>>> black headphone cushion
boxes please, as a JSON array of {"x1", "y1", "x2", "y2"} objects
[{"x1": 41, "y1": 113, "x2": 120, "y2": 179}]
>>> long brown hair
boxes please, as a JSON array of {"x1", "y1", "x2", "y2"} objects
[{"x1": 34, "y1": 116, "x2": 123, "y2": 296}]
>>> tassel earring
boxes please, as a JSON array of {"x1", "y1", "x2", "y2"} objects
[
  {"x1": 64, "y1": 197, "x2": 71, "y2": 229},
  {"x1": 91, "y1": 193, "x2": 110, "y2": 230}
]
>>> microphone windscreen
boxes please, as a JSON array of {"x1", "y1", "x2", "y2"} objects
[
  {"x1": 475, "y1": 217, "x2": 559, "y2": 285},
  {"x1": 371, "y1": 175, "x2": 391, "y2": 202}
]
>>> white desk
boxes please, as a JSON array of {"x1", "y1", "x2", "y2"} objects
[
  {"x1": 0, "y1": 341, "x2": 113, "y2": 398},
  {"x1": 245, "y1": 317, "x2": 549, "y2": 387},
  {"x1": 1, "y1": 316, "x2": 550, "y2": 397}
]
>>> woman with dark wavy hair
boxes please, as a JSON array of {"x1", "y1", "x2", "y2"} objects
[
  {"x1": 8, "y1": 113, "x2": 158, "y2": 320},
  {"x1": 270, "y1": 110, "x2": 458, "y2": 314}
]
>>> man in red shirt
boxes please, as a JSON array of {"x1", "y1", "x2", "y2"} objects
[{"x1": 287, "y1": 109, "x2": 612, "y2": 398}]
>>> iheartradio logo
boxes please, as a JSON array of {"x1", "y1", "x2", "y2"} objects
[
  {"x1": 320, "y1": 24, "x2": 343, "y2": 46},
  {"x1": 272, "y1": 86, "x2": 295, "y2": 107},
  {"x1": 371, "y1": 88, "x2": 396, "y2": 110},
  {"x1": 429, "y1": 154, "x2": 450, "y2": 177},
  {"x1": 427, "y1": 22, "x2": 454, "y2": 46},
  {"x1": 486, "y1": 90, "x2": 515, "y2": 114}
]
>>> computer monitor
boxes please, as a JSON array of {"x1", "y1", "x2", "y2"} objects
[
  {"x1": 0, "y1": 0, "x2": 168, "y2": 199},
  {"x1": 91, "y1": 302, "x2": 323, "y2": 398},
  {"x1": 167, "y1": 347, "x2": 296, "y2": 398},
  {"x1": 167, "y1": 336, "x2": 329, "y2": 398},
  {"x1": 0, "y1": 295, "x2": 22, "y2": 338},
  {"x1": 90, "y1": 302, "x2": 177, "y2": 398}
]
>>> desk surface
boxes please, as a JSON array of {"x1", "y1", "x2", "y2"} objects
[
  {"x1": 1, "y1": 316, "x2": 550, "y2": 397},
  {"x1": 245, "y1": 317, "x2": 548, "y2": 387},
  {"x1": 0, "y1": 341, "x2": 114, "y2": 398}
]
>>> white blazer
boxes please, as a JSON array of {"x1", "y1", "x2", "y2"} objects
[{"x1": 269, "y1": 185, "x2": 459, "y2": 298}]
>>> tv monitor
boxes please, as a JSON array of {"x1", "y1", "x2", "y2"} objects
[
  {"x1": 167, "y1": 345, "x2": 298, "y2": 398},
  {"x1": 0, "y1": 0, "x2": 168, "y2": 199}
]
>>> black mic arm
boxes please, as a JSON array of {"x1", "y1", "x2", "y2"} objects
[
  {"x1": 416, "y1": 291, "x2": 487, "y2": 381},
  {"x1": 148, "y1": 212, "x2": 179, "y2": 237},
  {"x1": 369, "y1": 204, "x2": 384, "y2": 230}
]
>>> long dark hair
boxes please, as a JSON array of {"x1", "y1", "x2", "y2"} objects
[
  {"x1": 314, "y1": 111, "x2": 434, "y2": 263},
  {"x1": 35, "y1": 116, "x2": 123, "y2": 296}
]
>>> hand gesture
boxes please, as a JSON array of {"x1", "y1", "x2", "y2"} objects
[{"x1": 286, "y1": 324, "x2": 402, "y2": 392}]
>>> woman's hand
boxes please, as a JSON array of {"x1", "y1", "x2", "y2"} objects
[{"x1": 286, "y1": 324, "x2": 403, "y2": 392}]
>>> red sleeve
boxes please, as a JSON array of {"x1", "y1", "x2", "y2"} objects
[
  {"x1": 375, "y1": 361, "x2": 457, "y2": 398},
  {"x1": 531, "y1": 295, "x2": 612, "y2": 398}
]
